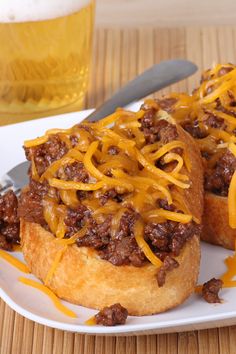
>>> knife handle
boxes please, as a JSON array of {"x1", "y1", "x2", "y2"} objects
[{"x1": 86, "y1": 59, "x2": 197, "y2": 122}]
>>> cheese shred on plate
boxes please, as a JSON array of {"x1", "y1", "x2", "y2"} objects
[{"x1": 19, "y1": 277, "x2": 77, "y2": 318}]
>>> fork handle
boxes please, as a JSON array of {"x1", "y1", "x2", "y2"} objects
[{"x1": 85, "y1": 59, "x2": 197, "y2": 122}]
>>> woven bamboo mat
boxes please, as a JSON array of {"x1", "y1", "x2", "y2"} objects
[{"x1": 1, "y1": 26, "x2": 236, "y2": 354}]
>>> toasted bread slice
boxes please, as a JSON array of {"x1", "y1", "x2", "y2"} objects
[
  {"x1": 20, "y1": 219, "x2": 200, "y2": 316},
  {"x1": 202, "y1": 192, "x2": 235, "y2": 250},
  {"x1": 20, "y1": 123, "x2": 203, "y2": 315}
]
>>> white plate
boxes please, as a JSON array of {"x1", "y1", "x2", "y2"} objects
[{"x1": 0, "y1": 103, "x2": 236, "y2": 335}]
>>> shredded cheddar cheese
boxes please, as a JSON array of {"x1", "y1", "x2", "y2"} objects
[
  {"x1": 159, "y1": 64, "x2": 236, "y2": 234},
  {"x1": 144, "y1": 209, "x2": 192, "y2": 224},
  {"x1": 23, "y1": 103, "x2": 196, "y2": 272},
  {"x1": 45, "y1": 246, "x2": 67, "y2": 285},
  {"x1": 19, "y1": 277, "x2": 77, "y2": 318},
  {"x1": 85, "y1": 316, "x2": 97, "y2": 325},
  {"x1": 135, "y1": 149, "x2": 189, "y2": 189},
  {"x1": 148, "y1": 140, "x2": 185, "y2": 161},
  {"x1": 0, "y1": 250, "x2": 30, "y2": 273},
  {"x1": 49, "y1": 179, "x2": 104, "y2": 191}
]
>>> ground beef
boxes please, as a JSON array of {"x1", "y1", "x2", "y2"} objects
[
  {"x1": 108, "y1": 145, "x2": 119, "y2": 155},
  {"x1": 202, "y1": 278, "x2": 223, "y2": 303},
  {"x1": 182, "y1": 119, "x2": 207, "y2": 139},
  {"x1": 116, "y1": 210, "x2": 138, "y2": 239},
  {"x1": 64, "y1": 205, "x2": 90, "y2": 237},
  {"x1": 99, "y1": 189, "x2": 123, "y2": 206},
  {"x1": 140, "y1": 107, "x2": 157, "y2": 129},
  {"x1": 157, "y1": 97, "x2": 177, "y2": 113},
  {"x1": 76, "y1": 209, "x2": 146, "y2": 267},
  {"x1": 145, "y1": 221, "x2": 175, "y2": 251},
  {"x1": 100, "y1": 236, "x2": 146, "y2": 266},
  {"x1": 158, "y1": 121, "x2": 178, "y2": 144},
  {"x1": 156, "y1": 256, "x2": 179, "y2": 287},
  {"x1": 77, "y1": 217, "x2": 111, "y2": 249},
  {"x1": 203, "y1": 112, "x2": 225, "y2": 129},
  {"x1": 0, "y1": 233, "x2": 12, "y2": 251},
  {"x1": 140, "y1": 107, "x2": 178, "y2": 144},
  {"x1": 58, "y1": 161, "x2": 89, "y2": 183},
  {"x1": 99, "y1": 210, "x2": 145, "y2": 266},
  {"x1": 204, "y1": 150, "x2": 236, "y2": 196},
  {"x1": 226, "y1": 91, "x2": 236, "y2": 107},
  {"x1": 25, "y1": 135, "x2": 68, "y2": 176},
  {"x1": 172, "y1": 222, "x2": 201, "y2": 255},
  {"x1": 0, "y1": 190, "x2": 18, "y2": 224},
  {"x1": 0, "y1": 190, "x2": 20, "y2": 250},
  {"x1": 95, "y1": 303, "x2": 128, "y2": 326},
  {"x1": 157, "y1": 198, "x2": 175, "y2": 211},
  {"x1": 217, "y1": 66, "x2": 233, "y2": 77},
  {"x1": 18, "y1": 179, "x2": 49, "y2": 225},
  {"x1": 145, "y1": 221, "x2": 201, "y2": 256}
]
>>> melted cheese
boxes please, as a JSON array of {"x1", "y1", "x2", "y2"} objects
[
  {"x1": 43, "y1": 198, "x2": 59, "y2": 235},
  {"x1": 31, "y1": 158, "x2": 39, "y2": 181},
  {"x1": 56, "y1": 226, "x2": 88, "y2": 245},
  {"x1": 149, "y1": 140, "x2": 185, "y2": 161},
  {"x1": 59, "y1": 190, "x2": 79, "y2": 208},
  {"x1": 135, "y1": 149, "x2": 189, "y2": 189},
  {"x1": 24, "y1": 135, "x2": 48, "y2": 148},
  {"x1": 19, "y1": 277, "x2": 77, "y2": 318},
  {"x1": 83, "y1": 141, "x2": 134, "y2": 191},
  {"x1": 163, "y1": 152, "x2": 184, "y2": 173},
  {"x1": 49, "y1": 178, "x2": 104, "y2": 191},
  {"x1": 0, "y1": 250, "x2": 29, "y2": 273},
  {"x1": 200, "y1": 77, "x2": 236, "y2": 104},
  {"x1": 144, "y1": 209, "x2": 192, "y2": 223}
]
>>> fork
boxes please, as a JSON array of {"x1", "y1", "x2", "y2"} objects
[
  {"x1": 0, "y1": 161, "x2": 30, "y2": 195},
  {"x1": 0, "y1": 59, "x2": 198, "y2": 194}
]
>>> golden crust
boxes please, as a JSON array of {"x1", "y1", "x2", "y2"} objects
[
  {"x1": 175, "y1": 125, "x2": 203, "y2": 221},
  {"x1": 202, "y1": 192, "x2": 236, "y2": 250},
  {"x1": 20, "y1": 124, "x2": 203, "y2": 316},
  {"x1": 21, "y1": 220, "x2": 200, "y2": 316}
]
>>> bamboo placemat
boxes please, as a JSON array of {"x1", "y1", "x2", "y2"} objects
[{"x1": 1, "y1": 26, "x2": 236, "y2": 354}]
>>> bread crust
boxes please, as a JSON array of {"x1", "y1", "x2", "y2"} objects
[
  {"x1": 202, "y1": 192, "x2": 236, "y2": 250},
  {"x1": 20, "y1": 125, "x2": 203, "y2": 316},
  {"x1": 21, "y1": 220, "x2": 200, "y2": 316}
]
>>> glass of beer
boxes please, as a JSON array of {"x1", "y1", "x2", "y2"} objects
[{"x1": 0, "y1": 0, "x2": 95, "y2": 125}]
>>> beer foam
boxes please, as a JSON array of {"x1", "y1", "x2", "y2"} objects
[{"x1": 0, "y1": 0, "x2": 91, "y2": 23}]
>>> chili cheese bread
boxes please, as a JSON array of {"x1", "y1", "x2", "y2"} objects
[
  {"x1": 157, "y1": 64, "x2": 236, "y2": 250},
  {"x1": 19, "y1": 104, "x2": 203, "y2": 315}
]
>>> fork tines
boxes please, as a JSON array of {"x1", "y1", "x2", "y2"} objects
[{"x1": 0, "y1": 180, "x2": 20, "y2": 196}]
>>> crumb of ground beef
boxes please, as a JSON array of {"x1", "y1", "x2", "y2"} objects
[
  {"x1": 202, "y1": 278, "x2": 223, "y2": 303},
  {"x1": 95, "y1": 303, "x2": 128, "y2": 326}
]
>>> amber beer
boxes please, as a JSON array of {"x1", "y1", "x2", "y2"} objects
[{"x1": 0, "y1": 0, "x2": 95, "y2": 125}]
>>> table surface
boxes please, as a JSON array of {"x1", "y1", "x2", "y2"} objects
[{"x1": 1, "y1": 25, "x2": 236, "y2": 354}]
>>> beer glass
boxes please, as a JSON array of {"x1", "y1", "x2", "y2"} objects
[{"x1": 0, "y1": 0, "x2": 95, "y2": 125}]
